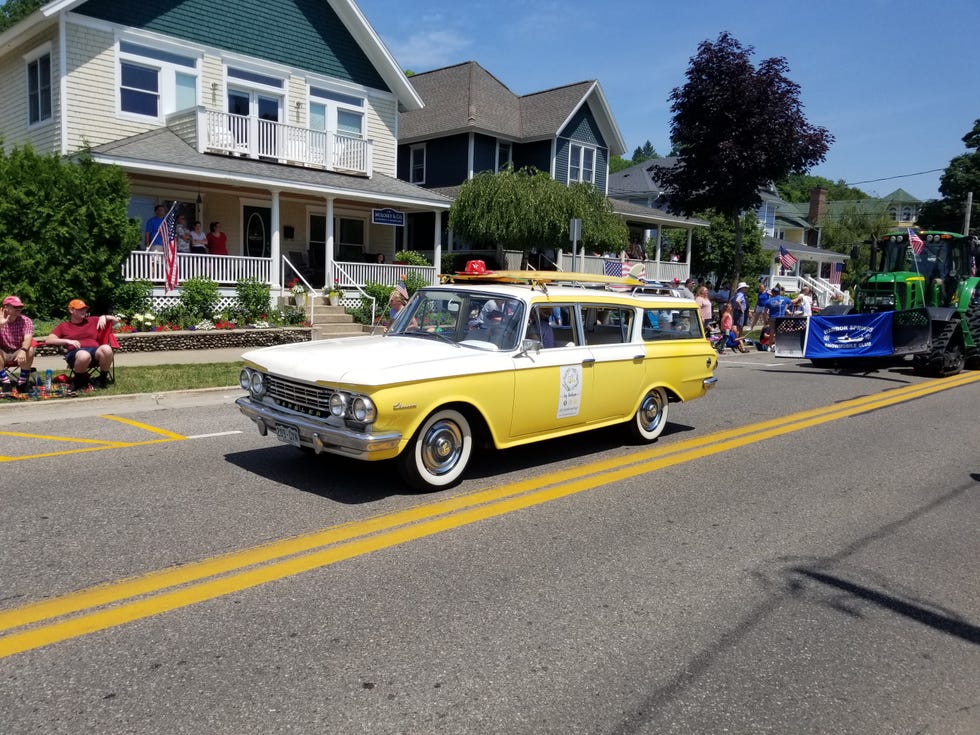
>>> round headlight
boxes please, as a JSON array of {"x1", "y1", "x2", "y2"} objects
[
  {"x1": 249, "y1": 371, "x2": 266, "y2": 396},
  {"x1": 239, "y1": 368, "x2": 252, "y2": 390},
  {"x1": 329, "y1": 392, "x2": 347, "y2": 417},
  {"x1": 351, "y1": 396, "x2": 376, "y2": 423}
]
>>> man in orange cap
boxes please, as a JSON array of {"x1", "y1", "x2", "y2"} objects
[
  {"x1": 46, "y1": 299, "x2": 120, "y2": 389},
  {"x1": 1, "y1": 294, "x2": 36, "y2": 394}
]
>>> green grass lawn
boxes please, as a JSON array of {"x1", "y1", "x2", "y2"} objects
[{"x1": 71, "y1": 362, "x2": 243, "y2": 396}]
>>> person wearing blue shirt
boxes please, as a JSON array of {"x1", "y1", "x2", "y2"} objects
[
  {"x1": 767, "y1": 286, "x2": 792, "y2": 319},
  {"x1": 144, "y1": 204, "x2": 166, "y2": 252},
  {"x1": 749, "y1": 282, "x2": 771, "y2": 331}
]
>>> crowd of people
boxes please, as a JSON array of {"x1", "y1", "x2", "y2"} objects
[
  {"x1": 691, "y1": 278, "x2": 824, "y2": 355},
  {"x1": 143, "y1": 204, "x2": 229, "y2": 256}
]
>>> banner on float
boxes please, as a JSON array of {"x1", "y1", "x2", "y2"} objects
[{"x1": 804, "y1": 312, "x2": 894, "y2": 358}]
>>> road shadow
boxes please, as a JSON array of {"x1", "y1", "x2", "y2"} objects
[{"x1": 223, "y1": 421, "x2": 698, "y2": 502}]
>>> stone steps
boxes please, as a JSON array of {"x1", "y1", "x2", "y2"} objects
[{"x1": 304, "y1": 299, "x2": 373, "y2": 341}]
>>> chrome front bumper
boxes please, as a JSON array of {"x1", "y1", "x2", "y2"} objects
[{"x1": 235, "y1": 396, "x2": 402, "y2": 459}]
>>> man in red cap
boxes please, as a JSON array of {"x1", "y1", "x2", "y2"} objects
[
  {"x1": 46, "y1": 299, "x2": 120, "y2": 389},
  {"x1": 1, "y1": 295, "x2": 35, "y2": 394}
]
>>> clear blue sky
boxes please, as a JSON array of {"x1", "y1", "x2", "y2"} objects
[{"x1": 356, "y1": 0, "x2": 980, "y2": 202}]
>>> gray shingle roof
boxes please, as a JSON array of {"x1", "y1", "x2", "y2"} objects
[
  {"x1": 89, "y1": 128, "x2": 451, "y2": 208},
  {"x1": 400, "y1": 61, "x2": 612, "y2": 148}
]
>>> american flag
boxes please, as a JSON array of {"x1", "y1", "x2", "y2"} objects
[
  {"x1": 907, "y1": 228, "x2": 924, "y2": 255},
  {"x1": 778, "y1": 245, "x2": 798, "y2": 269},
  {"x1": 158, "y1": 202, "x2": 179, "y2": 291},
  {"x1": 603, "y1": 259, "x2": 626, "y2": 277},
  {"x1": 829, "y1": 262, "x2": 843, "y2": 285}
]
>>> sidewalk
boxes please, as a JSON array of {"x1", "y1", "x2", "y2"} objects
[{"x1": 31, "y1": 346, "x2": 248, "y2": 372}]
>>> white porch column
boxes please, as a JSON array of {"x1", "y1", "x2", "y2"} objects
[
  {"x1": 325, "y1": 195, "x2": 335, "y2": 286},
  {"x1": 270, "y1": 189, "x2": 281, "y2": 290},
  {"x1": 654, "y1": 228, "x2": 663, "y2": 263},
  {"x1": 433, "y1": 210, "x2": 442, "y2": 283},
  {"x1": 685, "y1": 229, "x2": 693, "y2": 264}
]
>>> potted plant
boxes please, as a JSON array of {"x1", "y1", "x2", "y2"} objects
[
  {"x1": 328, "y1": 279, "x2": 343, "y2": 306},
  {"x1": 287, "y1": 278, "x2": 307, "y2": 307}
]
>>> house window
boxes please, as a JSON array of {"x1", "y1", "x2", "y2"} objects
[
  {"x1": 309, "y1": 213, "x2": 367, "y2": 263},
  {"x1": 410, "y1": 144, "x2": 426, "y2": 184},
  {"x1": 496, "y1": 141, "x2": 512, "y2": 172},
  {"x1": 119, "y1": 41, "x2": 198, "y2": 118},
  {"x1": 569, "y1": 143, "x2": 595, "y2": 183},
  {"x1": 309, "y1": 86, "x2": 364, "y2": 138},
  {"x1": 26, "y1": 51, "x2": 52, "y2": 125}
]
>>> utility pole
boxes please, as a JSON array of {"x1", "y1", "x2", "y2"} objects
[{"x1": 963, "y1": 191, "x2": 973, "y2": 235}]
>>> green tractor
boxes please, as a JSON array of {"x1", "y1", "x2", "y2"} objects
[{"x1": 774, "y1": 229, "x2": 980, "y2": 376}]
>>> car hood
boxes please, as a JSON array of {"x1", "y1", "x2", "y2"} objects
[{"x1": 242, "y1": 335, "x2": 506, "y2": 387}]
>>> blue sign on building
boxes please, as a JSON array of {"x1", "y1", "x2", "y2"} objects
[{"x1": 372, "y1": 208, "x2": 405, "y2": 227}]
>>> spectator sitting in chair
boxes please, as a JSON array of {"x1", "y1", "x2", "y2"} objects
[
  {"x1": 1, "y1": 294, "x2": 35, "y2": 394},
  {"x1": 46, "y1": 299, "x2": 119, "y2": 389}
]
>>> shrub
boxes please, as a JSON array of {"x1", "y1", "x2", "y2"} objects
[
  {"x1": 350, "y1": 281, "x2": 392, "y2": 325},
  {"x1": 392, "y1": 249, "x2": 430, "y2": 266},
  {"x1": 112, "y1": 279, "x2": 153, "y2": 316},
  {"x1": 235, "y1": 277, "x2": 271, "y2": 322},
  {"x1": 403, "y1": 271, "x2": 428, "y2": 295},
  {"x1": 178, "y1": 277, "x2": 220, "y2": 322}
]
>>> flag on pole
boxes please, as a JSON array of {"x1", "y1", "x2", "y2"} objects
[
  {"x1": 158, "y1": 202, "x2": 179, "y2": 291},
  {"x1": 907, "y1": 228, "x2": 924, "y2": 255},
  {"x1": 829, "y1": 262, "x2": 843, "y2": 285},
  {"x1": 778, "y1": 245, "x2": 798, "y2": 269},
  {"x1": 603, "y1": 259, "x2": 626, "y2": 277}
]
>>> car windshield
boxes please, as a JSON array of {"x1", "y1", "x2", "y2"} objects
[{"x1": 388, "y1": 289, "x2": 525, "y2": 351}]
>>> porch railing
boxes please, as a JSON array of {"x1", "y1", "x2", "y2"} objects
[
  {"x1": 204, "y1": 110, "x2": 372, "y2": 175},
  {"x1": 123, "y1": 251, "x2": 270, "y2": 285},
  {"x1": 332, "y1": 262, "x2": 438, "y2": 288}
]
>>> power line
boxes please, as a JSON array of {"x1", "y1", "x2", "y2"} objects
[{"x1": 845, "y1": 169, "x2": 944, "y2": 186}]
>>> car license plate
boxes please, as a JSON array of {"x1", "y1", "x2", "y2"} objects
[{"x1": 275, "y1": 423, "x2": 301, "y2": 447}]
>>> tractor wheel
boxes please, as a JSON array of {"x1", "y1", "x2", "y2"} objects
[{"x1": 912, "y1": 320, "x2": 964, "y2": 377}]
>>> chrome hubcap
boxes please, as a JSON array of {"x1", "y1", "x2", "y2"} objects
[
  {"x1": 421, "y1": 419, "x2": 463, "y2": 476},
  {"x1": 640, "y1": 392, "x2": 664, "y2": 432}
]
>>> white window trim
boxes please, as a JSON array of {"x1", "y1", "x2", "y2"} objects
[
  {"x1": 116, "y1": 36, "x2": 201, "y2": 123},
  {"x1": 308, "y1": 82, "x2": 366, "y2": 138},
  {"x1": 24, "y1": 42, "x2": 53, "y2": 128},
  {"x1": 410, "y1": 143, "x2": 426, "y2": 185},
  {"x1": 568, "y1": 142, "x2": 596, "y2": 184}
]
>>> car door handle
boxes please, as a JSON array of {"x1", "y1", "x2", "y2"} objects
[
  {"x1": 582, "y1": 358, "x2": 595, "y2": 366},
  {"x1": 634, "y1": 354, "x2": 645, "y2": 360}
]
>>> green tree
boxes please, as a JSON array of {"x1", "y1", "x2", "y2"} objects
[
  {"x1": 659, "y1": 32, "x2": 833, "y2": 291},
  {"x1": 609, "y1": 155, "x2": 633, "y2": 174},
  {"x1": 0, "y1": 0, "x2": 43, "y2": 32},
  {"x1": 448, "y1": 167, "x2": 627, "y2": 259},
  {"x1": 631, "y1": 140, "x2": 659, "y2": 163},
  {"x1": 917, "y1": 119, "x2": 980, "y2": 235},
  {"x1": 776, "y1": 174, "x2": 869, "y2": 203},
  {"x1": 0, "y1": 145, "x2": 141, "y2": 319},
  {"x1": 817, "y1": 202, "x2": 893, "y2": 288},
  {"x1": 672, "y1": 210, "x2": 768, "y2": 285}
]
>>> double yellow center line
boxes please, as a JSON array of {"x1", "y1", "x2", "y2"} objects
[{"x1": 1, "y1": 372, "x2": 977, "y2": 658}]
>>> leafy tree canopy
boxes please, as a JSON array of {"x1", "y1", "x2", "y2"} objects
[
  {"x1": 665, "y1": 209, "x2": 768, "y2": 285},
  {"x1": 609, "y1": 155, "x2": 633, "y2": 174},
  {"x1": 917, "y1": 118, "x2": 980, "y2": 235},
  {"x1": 658, "y1": 31, "x2": 833, "y2": 287},
  {"x1": 0, "y1": 145, "x2": 141, "y2": 319},
  {"x1": 448, "y1": 167, "x2": 628, "y2": 255},
  {"x1": 0, "y1": 0, "x2": 43, "y2": 32},
  {"x1": 776, "y1": 174, "x2": 868, "y2": 203}
]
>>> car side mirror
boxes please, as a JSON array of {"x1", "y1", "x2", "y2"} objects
[{"x1": 520, "y1": 338, "x2": 542, "y2": 355}]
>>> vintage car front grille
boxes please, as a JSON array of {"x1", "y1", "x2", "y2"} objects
[{"x1": 265, "y1": 374, "x2": 334, "y2": 418}]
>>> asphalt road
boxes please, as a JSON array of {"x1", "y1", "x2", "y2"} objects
[{"x1": 1, "y1": 353, "x2": 978, "y2": 734}]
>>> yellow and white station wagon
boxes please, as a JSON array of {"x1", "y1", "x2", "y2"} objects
[{"x1": 236, "y1": 269, "x2": 718, "y2": 490}]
